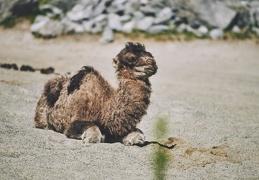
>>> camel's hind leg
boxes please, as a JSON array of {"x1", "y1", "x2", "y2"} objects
[
  {"x1": 65, "y1": 120, "x2": 105, "y2": 144},
  {"x1": 34, "y1": 97, "x2": 49, "y2": 129},
  {"x1": 34, "y1": 76, "x2": 66, "y2": 129}
]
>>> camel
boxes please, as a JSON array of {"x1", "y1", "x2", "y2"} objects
[{"x1": 34, "y1": 42, "x2": 158, "y2": 145}]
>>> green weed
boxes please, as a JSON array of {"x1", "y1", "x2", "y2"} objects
[{"x1": 152, "y1": 114, "x2": 171, "y2": 180}]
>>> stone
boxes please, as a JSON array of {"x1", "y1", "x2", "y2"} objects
[
  {"x1": 93, "y1": 14, "x2": 107, "y2": 27},
  {"x1": 66, "y1": 4, "x2": 93, "y2": 22},
  {"x1": 249, "y1": 1, "x2": 259, "y2": 26},
  {"x1": 90, "y1": 22, "x2": 103, "y2": 33},
  {"x1": 252, "y1": 27, "x2": 259, "y2": 36},
  {"x1": 70, "y1": 23, "x2": 84, "y2": 33},
  {"x1": 132, "y1": 11, "x2": 145, "y2": 20},
  {"x1": 107, "y1": 0, "x2": 127, "y2": 14},
  {"x1": 232, "y1": 25, "x2": 241, "y2": 33},
  {"x1": 197, "y1": 25, "x2": 208, "y2": 35},
  {"x1": 108, "y1": 13, "x2": 122, "y2": 31},
  {"x1": 124, "y1": 1, "x2": 140, "y2": 14},
  {"x1": 82, "y1": 20, "x2": 94, "y2": 32},
  {"x1": 92, "y1": 0, "x2": 106, "y2": 17},
  {"x1": 154, "y1": 7, "x2": 173, "y2": 24},
  {"x1": 147, "y1": 25, "x2": 169, "y2": 33},
  {"x1": 99, "y1": 26, "x2": 114, "y2": 44},
  {"x1": 209, "y1": 29, "x2": 224, "y2": 40},
  {"x1": 40, "y1": 0, "x2": 79, "y2": 12},
  {"x1": 191, "y1": 0, "x2": 237, "y2": 29},
  {"x1": 31, "y1": 16, "x2": 63, "y2": 38},
  {"x1": 234, "y1": 8, "x2": 251, "y2": 28},
  {"x1": 189, "y1": 25, "x2": 208, "y2": 37},
  {"x1": 120, "y1": 14, "x2": 131, "y2": 23},
  {"x1": 136, "y1": 17, "x2": 154, "y2": 31},
  {"x1": 176, "y1": 23, "x2": 188, "y2": 33},
  {"x1": 39, "y1": 4, "x2": 63, "y2": 19},
  {"x1": 121, "y1": 20, "x2": 136, "y2": 33}
]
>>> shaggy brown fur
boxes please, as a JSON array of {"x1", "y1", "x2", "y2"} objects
[{"x1": 34, "y1": 42, "x2": 158, "y2": 145}]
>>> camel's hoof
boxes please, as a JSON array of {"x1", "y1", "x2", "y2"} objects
[
  {"x1": 122, "y1": 131, "x2": 145, "y2": 146},
  {"x1": 81, "y1": 126, "x2": 104, "y2": 144}
]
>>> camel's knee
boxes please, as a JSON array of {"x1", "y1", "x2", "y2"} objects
[
  {"x1": 122, "y1": 129, "x2": 145, "y2": 146},
  {"x1": 34, "y1": 111, "x2": 48, "y2": 129},
  {"x1": 34, "y1": 119, "x2": 48, "y2": 129},
  {"x1": 81, "y1": 125, "x2": 105, "y2": 144},
  {"x1": 65, "y1": 120, "x2": 104, "y2": 143}
]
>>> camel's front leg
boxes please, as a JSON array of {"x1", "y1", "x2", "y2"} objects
[
  {"x1": 65, "y1": 120, "x2": 105, "y2": 144},
  {"x1": 81, "y1": 125, "x2": 105, "y2": 144},
  {"x1": 122, "y1": 129, "x2": 145, "y2": 146}
]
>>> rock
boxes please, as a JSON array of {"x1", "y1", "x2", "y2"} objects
[
  {"x1": 39, "y1": 4, "x2": 63, "y2": 19},
  {"x1": 249, "y1": 1, "x2": 259, "y2": 26},
  {"x1": 154, "y1": 7, "x2": 173, "y2": 24},
  {"x1": 31, "y1": 16, "x2": 63, "y2": 38},
  {"x1": 132, "y1": 11, "x2": 145, "y2": 20},
  {"x1": 120, "y1": 14, "x2": 131, "y2": 23},
  {"x1": 197, "y1": 25, "x2": 208, "y2": 36},
  {"x1": 30, "y1": 15, "x2": 49, "y2": 32},
  {"x1": 107, "y1": 0, "x2": 127, "y2": 14},
  {"x1": 147, "y1": 25, "x2": 169, "y2": 33},
  {"x1": 191, "y1": 0, "x2": 237, "y2": 29},
  {"x1": 139, "y1": 4, "x2": 158, "y2": 16},
  {"x1": 232, "y1": 25, "x2": 241, "y2": 33},
  {"x1": 90, "y1": 22, "x2": 103, "y2": 33},
  {"x1": 136, "y1": 17, "x2": 154, "y2": 31},
  {"x1": 61, "y1": 17, "x2": 82, "y2": 34},
  {"x1": 93, "y1": 14, "x2": 107, "y2": 28},
  {"x1": 66, "y1": 4, "x2": 93, "y2": 22},
  {"x1": 92, "y1": 0, "x2": 106, "y2": 17},
  {"x1": 189, "y1": 25, "x2": 208, "y2": 37},
  {"x1": 232, "y1": 8, "x2": 251, "y2": 28},
  {"x1": 252, "y1": 27, "x2": 259, "y2": 36},
  {"x1": 99, "y1": 26, "x2": 114, "y2": 44},
  {"x1": 40, "y1": 0, "x2": 79, "y2": 12},
  {"x1": 209, "y1": 29, "x2": 224, "y2": 40},
  {"x1": 124, "y1": 1, "x2": 140, "y2": 14},
  {"x1": 176, "y1": 23, "x2": 188, "y2": 33},
  {"x1": 168, "y1": 0, "x2": 237, "y2": 29},
  {"x1": 121, "y1": 20, "x2": 136, "y2": 33},
  {"x1": 0, "y1": 0, "x2": 38, "y2": 23},
  {"x1": 82, "y1": 20, "x2": 94, "y2": 32},
  {"x1": 108, "y1": 13, "x2": 122, "y2": 31}
]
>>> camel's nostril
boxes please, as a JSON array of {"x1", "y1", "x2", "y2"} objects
[{"x1": 146, "y1": 58, "x2": 155, "y2": 65}]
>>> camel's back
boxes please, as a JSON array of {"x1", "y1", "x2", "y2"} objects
[
  {"x1": 63, "y1": 66, "x2": 114, "y2": 121},
  {"x1": 67, "y1": 66, "x2": 114, "y2": 98}
]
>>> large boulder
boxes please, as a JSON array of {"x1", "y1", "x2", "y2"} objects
[
  {"x1": 166, "y1": 0, "x2": 237, "y2": 29},
  {"x1": 249, "y1": 0, "x2": 259, "y2": 27},
  {"x1": 191, "y1": 0, "x2": 237, "y2": 29},
  {"x1": 0, "y1": 0, "x2": 38, "y2": 23}
]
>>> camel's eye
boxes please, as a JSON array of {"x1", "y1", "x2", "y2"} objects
[{"x1": 128, "y1": 57, "x2": 137, "y2": 64}]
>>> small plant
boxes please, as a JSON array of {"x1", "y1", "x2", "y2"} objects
[
  {"x1": 0, "y1": 16, "x2": 17, "y2": 28},
  {"x1": 152, "y1": 114, "x2": 171, "y2": 180}
]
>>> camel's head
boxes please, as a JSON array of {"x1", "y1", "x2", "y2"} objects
[{"x1": 113, "y1": 42, "x2": 158, "y2": 79}]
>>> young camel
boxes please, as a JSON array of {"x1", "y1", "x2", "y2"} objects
[{"x1": 34, "y1": 42, "x2": 158, "y2": 145}]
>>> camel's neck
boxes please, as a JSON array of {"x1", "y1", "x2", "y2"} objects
[{"x1": 101, "y1": 72, "x2": 152, "y2": 137}]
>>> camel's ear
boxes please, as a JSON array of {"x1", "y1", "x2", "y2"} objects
[{"x1": 113, "y1": 57, "x2": 119, "y2": 69}]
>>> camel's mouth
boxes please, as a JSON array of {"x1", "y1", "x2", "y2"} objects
[{"x1": 134, "y1": 64, "x2": 157, "y2": 78}]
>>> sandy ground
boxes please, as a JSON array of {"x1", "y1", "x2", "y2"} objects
[{"x1": 0, "y1": 25, "x2": 259, "y2": 179}]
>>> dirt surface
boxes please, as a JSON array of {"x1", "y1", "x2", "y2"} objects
[{"x1": 0, "y1": 25, "x2": 259, "y2": 179}]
